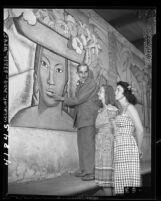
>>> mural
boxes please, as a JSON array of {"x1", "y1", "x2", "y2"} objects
[
  {"x1": 108, "y1": 32, "x2": 151, "y2": 133},
  {"x1": 10, "y1": 45, "x2": 75, "y2": 130},
  {"x1": 4, "y1": 8, "x2": 152, "y2": 182},
  {"x1": 130, "y1": 63, "x2": 151, "y2": 132},
  {"x1": 4, "y1": 9, "x2": 103, "y2": 130}
]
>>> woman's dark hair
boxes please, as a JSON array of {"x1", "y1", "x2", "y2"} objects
[
  {"x1": 117, "y1": 81, "x2": 137, "y2": 105},
  {"x1": 31, "y1": 44, "x2": 42, "y2": 106},
  {"x1": 99, "y1": 84, "x2": 117, "y2": 108}
]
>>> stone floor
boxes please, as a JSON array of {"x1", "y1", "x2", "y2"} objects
[
  {"x1": 7, "y1": 161, "x2": 151, "y2": 198},
  {"x1": 8, "y1": 172, "x2": 99, "y2": 196}
]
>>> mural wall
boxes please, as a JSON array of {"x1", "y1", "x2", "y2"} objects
[{"x1": 4, "y1": 8, "x2": 151, "y2": 183}]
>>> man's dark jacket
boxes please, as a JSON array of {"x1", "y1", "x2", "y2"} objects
[{"x1": 64, "y1": 77, "x2": 99, "y2": 128}]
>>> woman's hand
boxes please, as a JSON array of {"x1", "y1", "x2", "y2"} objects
[{"x1": 139, "y1": 149, "x2": 143, "y2": 159}]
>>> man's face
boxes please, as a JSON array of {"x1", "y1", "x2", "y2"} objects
[
  {"x1": 38, "y1": 48, "x2": 66, "y2": 107},
  {"x1": 77, "y1": 65, "x2": 89, "y2": 83}
]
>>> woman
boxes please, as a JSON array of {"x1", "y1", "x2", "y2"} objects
[
  {"x1": 10, "y1": 45, "x2": 74, "y2": 131},
  {"x1": 113, "y1": 81, "x2": 144, "y2": 196},
  {"x1": 95, "y1": 84, "x2": 118, "y2": 195}
]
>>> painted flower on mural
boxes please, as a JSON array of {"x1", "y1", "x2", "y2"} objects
[
  {"x1": 35, "y1": 9, "x2": 56, "y2": 30},
  {"x1": 4, "y1": 9, "x2": 37, "y2": 27},
  {"x1": 87, "y1": 37, "x2": 101, "y2": 65},
  {"x1": 77, "y1": 22, "x2": 89, "y2": 46},
  {"x1": 84, "y1": 48, "x2": 91, "y2": 65},
  {"x1": 66, "y1": 17, "x2": 83, "y2": 55},
  {"x1": 41, "y1": 10, "x2": 102, "y2": 59},
  {"x1": 43, "y1": 16, "x2": 51, "y2": 25},
  {"x1": 80, "y1": 25, "x2": 93, "y2": 47},
  {"x1": 72, "y1": 37, "x2": 83, "y2": 54},
  {"x1": 35, "y1": 9, "x2": 48, "y2": 20},
  {"x1": 52, "y1": 9, "x2": 68, "y2": 37},
  {"x1": 4, "y1": 9, "x2": 101, "y2": 63},
  {"x1": 55, "y1": 20, "x2": 69, "y2": 37},
  {"x1": 65, "y1": 15, "x2": 77, "y2": 38},
  {"x1": 65, "y1": 16, "x2": 102, "y2": 60},
  {"x1": 83, "y1": 45, "x2": 101, "y2": 66},
  {"x1": 29, "y1": 9, "x2": 70, "y2": 38},
  {"x1": 127, "y1": 85, "x2": 136, "y2": 94},
  {"x1": 52, "y1": 9, "x2": 65, "y2": 20},
  {"x1": 88, "y1": 34, "x2": 101, "y2": 56},
  {"x1": 23, "y1": 10, "x2": 37, "y2": 25}
]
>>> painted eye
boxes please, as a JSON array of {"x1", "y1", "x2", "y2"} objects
[
  {"x1": 41, "y1": 60, "x2": 48, "y2": 68},
  {"x1": 55, "y1": 65, "x2": 64, "y2": 73}
]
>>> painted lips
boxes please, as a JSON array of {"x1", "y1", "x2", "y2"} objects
[{"x1": 46, "y1": 88, "x2": 56, "y2": 97}]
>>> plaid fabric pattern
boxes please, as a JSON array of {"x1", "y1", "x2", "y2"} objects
[
  {"x1": 114, "y1": 113, "x2": 141, "y2": 195},
  {"x1": 95, "y1": 106, "x2": 117, "y2": 187}
]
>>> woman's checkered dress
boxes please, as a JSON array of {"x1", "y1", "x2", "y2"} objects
[
  {"x1": 95, "y1": 105, "x2": 118, "y2": 187},
  {"x1": 114, "y1": 106, "x2": 141, "y2": 195}
]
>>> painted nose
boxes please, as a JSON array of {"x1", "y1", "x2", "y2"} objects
[{"x1": 48, "y1": 68, "x2": 55, "y2": 85}]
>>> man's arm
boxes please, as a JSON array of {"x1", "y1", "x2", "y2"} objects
[
  {"x1": 55, "y1": 81, "x2": 98, "y2": 106},
  {"x1": 65, "y1": 81, "x2": 98, "y2": 106}
]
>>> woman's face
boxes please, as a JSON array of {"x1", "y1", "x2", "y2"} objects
[
  {"x1": 38, "y1": 48, "x2": 66, "y2": 107},
  {"x1": 115, "y1": 85, "x2": 124, "y2": 101},
  {"x1": 98, "y1": 86, "x2": 105, "y2": 102}
]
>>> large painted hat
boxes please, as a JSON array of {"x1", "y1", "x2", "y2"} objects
[{"x1": 13, "y1": 14, "x2": 85, "y2": 64}]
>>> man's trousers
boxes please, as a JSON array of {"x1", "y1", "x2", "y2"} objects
[{"x1": 77, "y1": 126, "x2": 96, "y2": 175}]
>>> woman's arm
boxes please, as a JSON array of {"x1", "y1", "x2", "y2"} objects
[
  {"x1": 108, "y1": 109, "x2": 118, "y2": 134},
  {"x1": 127, "y1": 105, "x2": 144, "y2": 155}
]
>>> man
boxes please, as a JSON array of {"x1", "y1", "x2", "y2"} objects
[{"x1": 53, "y1": 64, "x2": 99, "y2": 181}]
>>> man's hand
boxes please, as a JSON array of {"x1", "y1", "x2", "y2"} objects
[{"x1": 53, "y1": 94, "x2": 64, "y2": 101}]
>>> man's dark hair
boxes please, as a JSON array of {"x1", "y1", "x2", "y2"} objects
[{"x1": 77, "y1": 63, "x2": 89, "y2": 72}]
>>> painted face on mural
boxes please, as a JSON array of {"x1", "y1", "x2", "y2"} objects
[
  {"x1": 77, "y1": 65, "x2": 89, "y2": 83},
  {"x1": 115, "y1": 85, "x2": 124, "y2": 101},
  {"x1": 38, "y1": 48, "x2": 66, "y2": 107}
]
